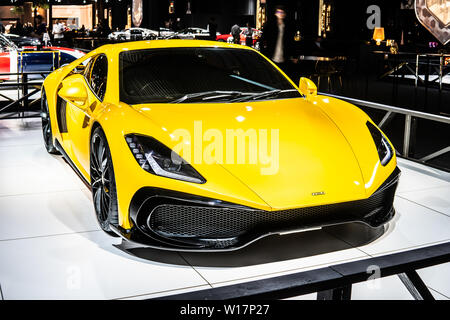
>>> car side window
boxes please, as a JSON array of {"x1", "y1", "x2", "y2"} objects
[
  {"x1": 83, "y1": 57, "x2": 95, "y2": 80},
  {"x1": 86, "y1": 54, "x2": 108, "y2": 101},
  {"x1": 70, "y1": 57, "x2": 91, "y2": 76}
]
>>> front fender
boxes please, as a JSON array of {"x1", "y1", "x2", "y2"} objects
[{"x1": 310, "y1": 95, "x2": 397, "y2": 197}]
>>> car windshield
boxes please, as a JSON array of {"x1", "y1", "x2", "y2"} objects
[{"x1": 119, "y1": 47, "x2": 302, "y2": 104}]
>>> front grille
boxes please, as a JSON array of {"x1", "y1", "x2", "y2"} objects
[
  {"x1": 131, "y1": 167, "x2": 400, "y2": 249},
  {"x1": 148, "y1": 184, "x2": 393, "y2": 240}
]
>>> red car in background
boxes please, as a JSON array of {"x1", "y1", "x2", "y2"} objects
[
  {"x1": 216, "y1": 27, "x2": 261, "y2": 49},
  {"x1": 0, "y1": 34, "x2": 84, "y2": 80}
]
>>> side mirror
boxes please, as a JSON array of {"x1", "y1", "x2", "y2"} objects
[
  {"x1": 58, "y1": 74, "x2": 88, "y2": 107},
  {"x1": 299, "y1": 77, "x2": 317, "y2": 97}
]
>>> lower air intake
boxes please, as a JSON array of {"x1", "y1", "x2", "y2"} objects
[{"x1": 148, "y1": 184, "x2": 393, "y2": 240}]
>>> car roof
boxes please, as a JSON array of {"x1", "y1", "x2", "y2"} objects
[{"x1": 92, "y1": 39, "x2": 254, "y2": 55}]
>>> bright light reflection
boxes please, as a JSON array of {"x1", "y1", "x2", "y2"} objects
[{"x1": 365, "y1": 161, "x2": 380, "y2": 189}]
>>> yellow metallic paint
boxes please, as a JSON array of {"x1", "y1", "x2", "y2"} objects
[{"x1": 42, "y1": 40, "x2": 397, "y2": 231}]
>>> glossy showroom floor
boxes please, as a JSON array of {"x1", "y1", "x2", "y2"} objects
[{"x1": 0, "y1": 118, "x2": 449, "y2": 300}]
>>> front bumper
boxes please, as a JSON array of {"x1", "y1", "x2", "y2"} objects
[{"x1": 111, "y1": 167, "x2": 401, "y2": 252}]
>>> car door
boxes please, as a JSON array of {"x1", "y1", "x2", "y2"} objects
[{"x1": 65, "y1": 54, "x2": 108, "y2": 178}]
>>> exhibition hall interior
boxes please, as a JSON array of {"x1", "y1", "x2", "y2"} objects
[{"x1": 0, "y1": 0, "x2": 449, "y2": 302}]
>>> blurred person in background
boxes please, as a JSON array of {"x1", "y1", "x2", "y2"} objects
[
  {"x1": 43, "y1": 27, "x2": 51, "y2": 46},
  {"x1": 260, "y1": 5, "x2": 297, "y2": 79},
  {"x1": 208, "y1": 17, "x2": 217, "y2": 41},
  {"x1": 24, "y1": 22, "x2": 33, "y2": 36},
  {"x1": 34, "y1": 15, "x2": 46, "y2": 38},
  {"x1": 244, "y1": 22, "x2": 253, "y2": 47},
  {"x1": 11, "y1": 21, "x2": 24, "y2": 36},
  {"x1": 231, "y1": 24, "x2": 240, "y2": 44},
  {"x1": 52, "y1": 19, "x2": 64, "y2": 45}
]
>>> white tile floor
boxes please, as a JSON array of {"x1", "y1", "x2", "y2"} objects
[{"x1": 0, "y1": 118, "x2": 449, "y2": 300}]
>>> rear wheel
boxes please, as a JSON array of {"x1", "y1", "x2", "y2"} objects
[
  {"x1": 40, "y1": 90, "x2": 60, "y2": 154},
  {"x1": 90, "y1": 127, "x2": 119, "y2": 237}
]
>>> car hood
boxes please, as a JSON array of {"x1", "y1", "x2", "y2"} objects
[{"x1": 132, "y1": 98, "x2": 369, "y2": 209}]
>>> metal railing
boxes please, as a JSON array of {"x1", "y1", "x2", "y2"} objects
[
  {"x1": 376, "y1": 52, "x2": 450, "y2": 90},
  {"x1": 0, "y1": 71, "x2": 50, "y2": 118},
  {"x1": 320, "y1": 93, "x2": 450, "y2": 171},
  {"x1": 331, "y1": 52, "x2": 450, "y2": 115},
  {"x1": 156, "y1": 242, "x2": 450, "y2": 300}
]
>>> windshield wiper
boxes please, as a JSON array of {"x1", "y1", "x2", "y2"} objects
[
  {"x1": 170, "y1": 91, "x2": 251, "y2": 103},
  {"x1": 230, "y1": 89, "x2": 300, "y2": 103}
]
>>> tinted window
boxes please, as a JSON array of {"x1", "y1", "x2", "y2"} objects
[
  {"x1": 87, "y1": 54, "x2": 108, "y2": 101},
  {"x1": 119, "y1": 47, "x2": 301, "y2": 104},
  {"x1": 60, "y1": 52, "x2": 78, "y2": 66}
]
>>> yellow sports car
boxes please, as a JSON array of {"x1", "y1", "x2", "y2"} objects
[{"x1": 41, "y1": 40, "x2": 400, "y2": 251}]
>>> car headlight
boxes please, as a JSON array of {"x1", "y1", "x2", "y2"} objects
[
  {"x1": 366, "y1": 121, "x2": 393, "y2": 166},
  {"x1": 125, "y1": 134, "x2": 206, "y2": 184}
]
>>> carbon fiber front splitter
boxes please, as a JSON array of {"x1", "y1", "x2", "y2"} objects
[{"x1": 110, "y1": 167, "x2": 400, "y2": 252}]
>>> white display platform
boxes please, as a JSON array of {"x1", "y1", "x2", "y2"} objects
[{"x1": 0, "y1": 118, "x2": 449, "y2": 300}]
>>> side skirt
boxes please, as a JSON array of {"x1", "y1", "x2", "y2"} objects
[{"x1": 54, "y1": 139, "x2": 92, "y2": 191}]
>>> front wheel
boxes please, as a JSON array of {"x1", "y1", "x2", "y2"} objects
[
  {"x1": 90, "y1": 127, "x2": 119, "y2": 237},
  {"x1": 40, "y1": 90, "x2": 60, "y2": 154}
]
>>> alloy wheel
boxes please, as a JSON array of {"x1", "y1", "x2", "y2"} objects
[
  {"x1": 41, "y1": 98, "x2": 52, "y2": 146},
  {"x1": 40, "y1": 92, "x2": 58, "y2": 154},
  {"x1": 90, "y1": 128, "x2": 119, "y2": 237},
  {"x1": 91, "y1": 132, "x2": 112, "y2": 225}
]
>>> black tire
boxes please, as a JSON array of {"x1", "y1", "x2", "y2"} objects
[
  {"x1": 41, "y1": 90, "x2": 60, "y2": 154},
  {"x1": 90, "y1": 126, "x2": 119, "y2": 237}
]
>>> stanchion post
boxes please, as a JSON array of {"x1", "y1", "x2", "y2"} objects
[
  {"x1": 425, "y1": 56, "x2": 430, "y2": 112},
  {"x1": 403, "y1": 114, "x2": 411, "y2": 157},
  {"x1": 22, "y1": 73, "x2": 28, "y2": 117},
  {"x1": 415, "y1": 54, "x2": 419, "y2": 110},
  {"x1": 439, "y1": 55, "x2": 443, "y2": 114}
]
